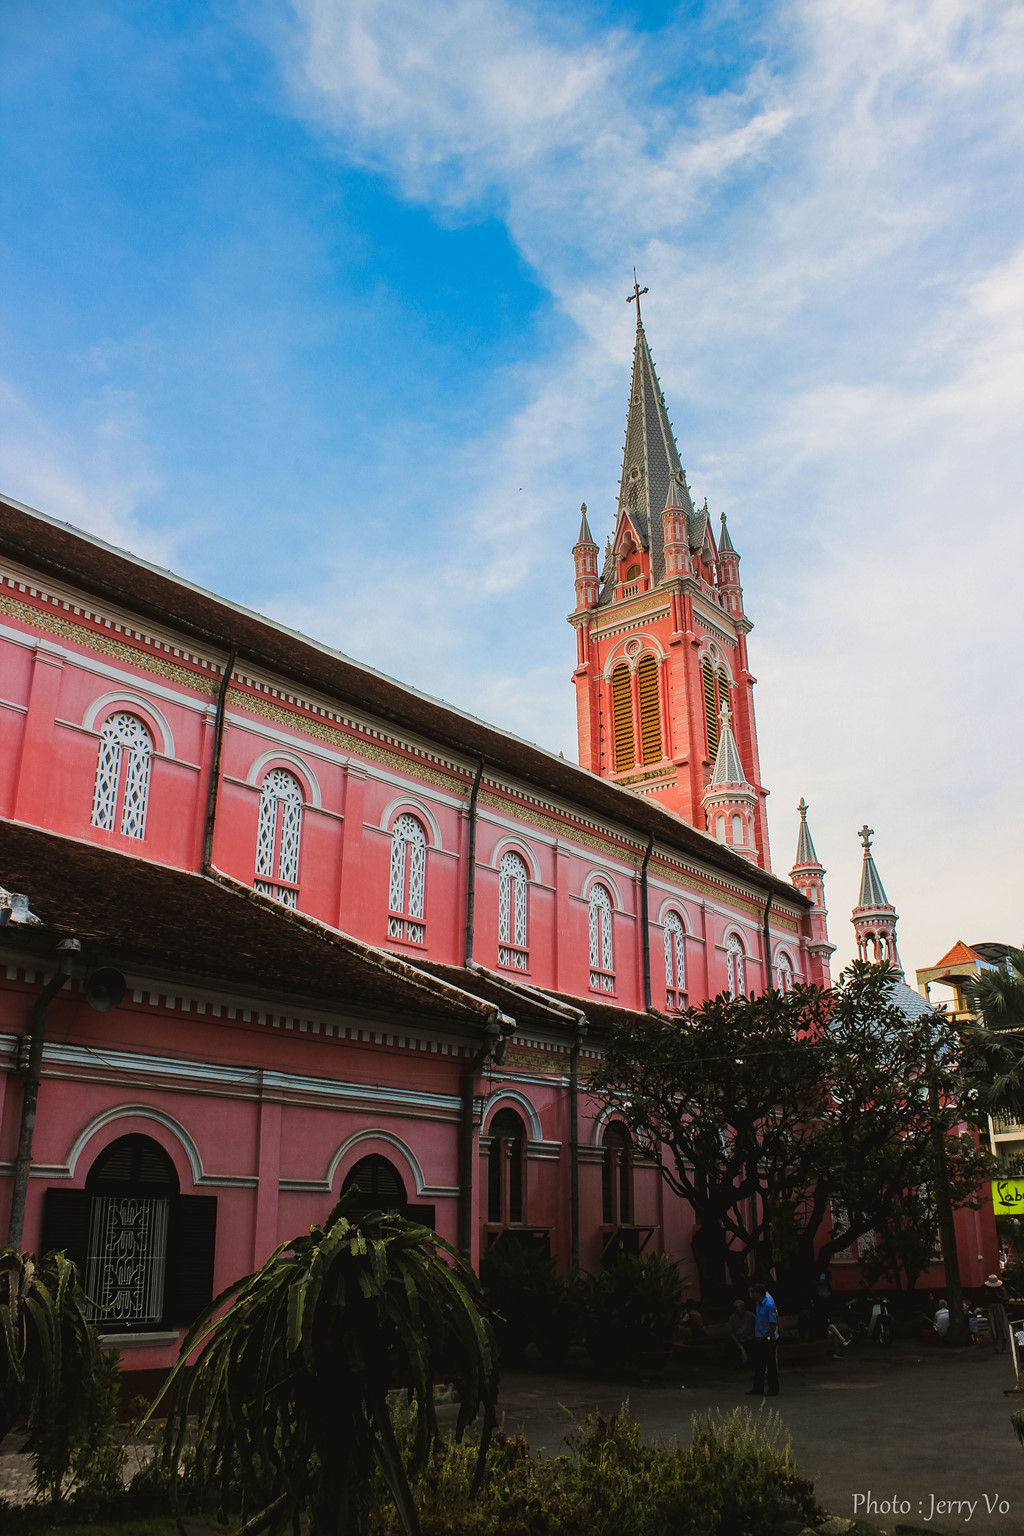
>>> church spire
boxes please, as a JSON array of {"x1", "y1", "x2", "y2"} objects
[
  {"x1": 789, "y1": 799, "x2": 835, "y2": 987},
  {"x1": 851, "y1": 825, "x2": 904, "y2": 976},
  {"x1": 794, "y1": 797, "x2": 818, "y2": 866},
  {"x1": 701, "y1": 703, "x2": 758, "y2": 859}
]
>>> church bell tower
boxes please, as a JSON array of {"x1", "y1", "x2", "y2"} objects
[{"x1": 568, "y1": 284, "x2": 771, "y2": 869}]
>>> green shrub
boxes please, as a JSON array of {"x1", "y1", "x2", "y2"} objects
[
  {"x1": 573, "y1": 1253, "x2": 686, "y2": 1371},
  {"x1": 479, "y1": 1240, "x2": 576, "y2": 1367}
]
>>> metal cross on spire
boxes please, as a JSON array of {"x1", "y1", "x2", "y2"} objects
[
  {"x1": 627, "y1": 269, "x2": 648, "y2": 324},
  {"x1": 858, "y1": 824, "x2": 874, "y2": 851}
]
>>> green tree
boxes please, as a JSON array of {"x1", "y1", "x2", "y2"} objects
[
  {"x1": 150, "y1": 1192, "x2": 497, "y2": 1536},
  {"x1": 590, "y1": 963, "x2": 993, "y2": 1305},
  {"x1": 964, "y1": 947, "x2": 1024, "y2": 1120}
]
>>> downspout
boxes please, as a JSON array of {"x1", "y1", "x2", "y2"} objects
[
  {"x1": 7, "y1": 939, "x2": 79, "y2": 1249},
  {"x1": 763, "y1": 891, "x2": 773, "y2": 990},
  {"x1": 568, "y1": 1013, "x2": 588, "y2": 1272},
  {"x1": 463, "y1": 758, "x2": 485, "y2": 965},
  {"x1": 640, "y1": 832, "x2": 654, "y2": 1011},
  {"x1": 202, "y1": 644, "x2": 237, "y2": 875},
  {"x1": 459, "y1": 1012, "x2": 509, "y2": 1262}
]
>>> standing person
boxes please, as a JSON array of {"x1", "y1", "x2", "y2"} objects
[
  {"x1": 727, "y1": 1298, "x2": 755, "y2": 1365},
  {"x1": 984, "y1": 1274, "x2": 1011, "y2": 1356},
  {"x1": 746, "y1": 1282, "x2": 780, "y2": 1397}
]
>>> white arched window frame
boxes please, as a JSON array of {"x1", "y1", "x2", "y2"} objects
[
  {"x1": 498, "y1": 850, "x2": 529, "y2": 971},
  {"x1": 388, "y1": 813, "x2": 427, "y2": 943},
  {"x1": 91, "y1": 712, "x2": 154, "y2": 839},
  {"x1": 775, "y1": 951, "x2": 794, "y2": 993},
  {"x1": 663, "y1": 911, "x2": 686, "y2": 1010},
  {"x1": 589, "y1": 883, "x2": 614, "y2": 993},
  {"x1": 254, "y1": 768, "x2": 304, "y2": 908},
  {"x1": 726, "y1": 934, "x2": 746, "y2": 999}
]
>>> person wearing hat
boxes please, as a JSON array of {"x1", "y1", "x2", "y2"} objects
[{"x1": 984, "y1": 1274, "x2": 1011, "y2": 1356}]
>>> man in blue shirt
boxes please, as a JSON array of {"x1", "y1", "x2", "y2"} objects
[{"x1": 746, "y1": 1282, "x2": 780, "y2": 1396}]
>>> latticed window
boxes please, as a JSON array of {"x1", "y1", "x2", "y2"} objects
[
  {"x1": 664, "y1": 911, "x2": 686, "y2": 1009},
  {"x1": 589, "y1": 882, "x2": 614, "y2": 992},
  {"x1": 84, "y1": 1135, "x2": 176, "y2": 1327},
  {"x1": 254, "y1": 768, "x2": 303, "y2": 908},
  {"x1": 91, "y1": 712, "x2": 153, "y2": 839},
  {"x1": 726, "y1": 935, "x2": 745, "y2": 999},
  {"x1": 611, "y1": 664, "x2": 634, "y2": 771},
  {"x1": 637, "y1": 654, "x2": 661, "y2": 765},
  {"x1": 775, "y1": 952, "x2": 793, "y2": 994},
  {"x1": 602, "y1": 1123, "x2": 632, "y2": 1226},
  {"x1": 388, "y1": 813, "x2": 427, "y2": 943},
  {"x1": 702, "y1": 660, "x2": 732, "y2": 762},
  {"x1": 498, "y1": 850, "x2": 529, "y2": 970}
]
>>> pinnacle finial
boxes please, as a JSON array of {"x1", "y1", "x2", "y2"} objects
[
  {"x1": 627, "y1": 268, "x2": 648, "y2": 325},
  {"x1": 798, "y1": 797, "x2": 808, "y2": 820},
  {"x1": 719, "y1": 701, "x2": 733, "y2": 734},
  {"x1": 858, "y1": 824, "x2": 874, "y2": 852}
]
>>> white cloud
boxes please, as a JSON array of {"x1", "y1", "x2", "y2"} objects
[{"x1": 277, "y1": 0, "x2": 1024, "y2": 973}]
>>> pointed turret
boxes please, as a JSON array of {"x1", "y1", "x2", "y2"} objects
[
  {"x1": 661, "y1": 468, "x2": 691, "y2": 580},
  {"x1": 790, "y1": 798, "x2": 834, "y2": 986},
  {"x1": 572, "y1": 502, "x2": 599, "y2": 614},
  {"x1": 716, "y1": 510, "x2": 744, "y2": 618},
  {"x1": 851, "y1": 825, "x2": 904, "y2": 976},
  {"x1": 717, "y1": 512, "x2": 735, "y2": 554},
  {"x1": 701, "y1": 703, "x2": 759, "y2": 859}
]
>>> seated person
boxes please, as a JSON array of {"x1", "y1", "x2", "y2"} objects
[
  {"x1": 933, "y1": 1300, "x2": 950, "y2": 1337},
  {"x1": 727, "y1": 1298, "x2": 756, "y2": 1364}
]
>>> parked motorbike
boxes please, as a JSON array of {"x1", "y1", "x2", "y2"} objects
[{"x1": 828, "y1": 1295, "x2": 894, "y2": 1349}]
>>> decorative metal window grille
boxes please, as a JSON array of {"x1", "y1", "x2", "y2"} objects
[
  {"x1": 664, "y1": 911, "x2": 686, "y2": 1008},
  {"x1": 85, "y1": 1195, "x2": 169, "y2": 1324},
  {"x1": 388, "y1": 813, "x2": 427, "y2": 943},
  {"x1": 726, "y1": 935, "x2": 745, "y2": 999},
  {"x1": 637, "y1": 655, "x2": 661, "y2": 765},
  {"x1": 775, "y1": 953, "x2": 793, "y2": 994},
  {"x1": 589, "y1": 883, "x2": 614, "y2": 991},
  {"x1": 254, "y1": 768, "x2": 303, "y2": 906},
  {"x1": 611, "y1": 664, "x2": 634, "y2": 772},
  {"x1": 498, "y1": 850, "x2": 529, "y2": 970},
  {"x1": 91, "y1": 712, "x2": 153, "y2": 839}
]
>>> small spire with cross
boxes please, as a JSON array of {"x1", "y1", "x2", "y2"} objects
[
  {"x1": 627, "y1": 268, "x2": 648, "y2": 324},
  {"x1": 858, "y1": 824, "x2": 874, "y2": 851}
]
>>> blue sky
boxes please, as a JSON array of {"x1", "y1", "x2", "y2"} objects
[{"x1": 2, "y1": 0, "x2": 1022, "y2": 976}]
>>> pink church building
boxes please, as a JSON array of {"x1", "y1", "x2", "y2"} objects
[{"x1": 0, "y1": 308, "x2": 983, "y2": 1378}]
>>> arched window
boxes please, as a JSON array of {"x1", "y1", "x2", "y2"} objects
[
  {"x1": 83, "y1": 1134, "x2": 177, "y2": 1327},
  {"x1": 254, "y1": 768, "x2": 304, "y2": 907},
  {"x1": 388, "y1": 813, "x2": 427, "y2": 943},
  {"x1": 91, "y1": 712, "x2": 153, "y2": 839},
  {"x1": 664, "y1": 911, "x2": 686, "y2": 1009},
  {"x1": 589, "y1": 883, "x2": 614, "y2": 992},
  {"x1": 637, "y1": 654, "x2": 662, "y2": 765},
  {"x1": 342, "y1": 1154, "x2": 406, "y2": 1217},
  {"x1": 731, "y1": 813, "x2": 743, "y2": 845},
  {"x1": 487, "y1": 1109, "x2": 526, "y2": 1226},
  {"x1": 601, "y1": 1122, "x2": 632, "y2": 1226},
  {"x1": 726, "y1": 934, "x2": 745, "y2": 999},
  {"x1": 775, "y1": 951, "x2": 794, "y2": 994},
  {"x1": 702, "y1": 659, "x2": 732, "y2": 763},
  {"x1": 715, "y1": 815, "x2": 726, "y2": 842},
  {"x1": 498, "y1": 850, "x2": 529, "y2": 971},
  {"x1": 611, "y1": 664, "x2": 634, "y2": 771}
]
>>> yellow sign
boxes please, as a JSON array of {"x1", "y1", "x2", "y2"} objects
[{"x1": 992, "y1": 1178, "x2": 1024, "y2": 1214}]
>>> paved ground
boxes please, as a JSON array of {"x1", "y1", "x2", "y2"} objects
[{"x1": 475, "y1": 1342, "x2": 1024, "y2": 1535}]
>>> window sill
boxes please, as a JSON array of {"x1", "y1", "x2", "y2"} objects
[{"x1": 99, "y1": 1330, "x2": 180, "y2": 1348}]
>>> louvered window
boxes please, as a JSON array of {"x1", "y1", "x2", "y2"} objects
[
  {"x1": 254, "y1": 768, "x2": 303, "y2": 908},
  {"x1": 342, "y1": 1154, "x2": 406, "y2": 1216},
  {"x1": 611, "y1": 664, "x2": 635, "y2": 771},
  {"x1": 703, "y1": 660, "x2": 718, "y2": 760},
  {"x1": 726, "y1": 935, "x2": 745, "y2": 999},
  {"x1": 637, "y1": 654, "x2": 661, "y2": 765},
  {"x1": 91, "y1": 712, "x2": 153, "y2": 839},
  {"x1": 664, "y1": 911, "x2": 686, "y2": 1009},
  {"x1": 589, "y1": 883, "x2": 614, "y2": 992},
  {"x1": 388, "y1": 813, "x2": 427, "y2": 943},
  {"x1": 498, "y1": 850, "x2": 529, "y2": 971}
]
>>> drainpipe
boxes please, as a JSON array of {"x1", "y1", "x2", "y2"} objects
[
  {"x1": 458, "y1": 1012, "x2": 511, "y2": 1263},
  {"x1": 568, "y1": 1013, "x2": 588, "y2": 1272},
  {"x1": 762, "y1": 892, "x2": 773, "y2": 991},
  {"x1": 463, "y1": 759, "x2": 485, "y2": 965},
  {"x1": 7, "y1": 938, "x2": 79, "y2": 1250},
  {"x1": 640, "y1": 832, "x2": 654, "y2": 1011},
  {"x1": 202, "y1": 644, "x2": 237, "y2": 875}
]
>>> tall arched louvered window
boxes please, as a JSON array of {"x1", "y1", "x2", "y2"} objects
[
  {"x1": 91, "y1": 712, "x2": 153, "y2": 839},
  {"x1": 726, "y1": 934, "x2": 745, "y2": 999},
  {"x1": 702, "y1": 660, "x2": 732, "y2": 763},
  {"x1": 664, "y1": 910, "x2": 686, "y2": 1009},
  {"x1": 589, "y1": 882, "x2": 614, "y2": 992},
  {"x1": 254, "y1": 768, "x2": 303, "y2": 908},
  {"x1": 487, "y1": 1108, "x2": 526, "y2": 1226},
  {"x1": 498, "y1": 850, "x2": 529, "y2": 971},
  {"x1": 637, "y1": 654, "x2": 662, "y2": 765},
  {"x1": 388, "y1": 813, "x2": 427, "y2": 943},
  {"x1": 601, "y1": 1122, "x2": 632, "y2": 1226},
  {"x1": 611, "y1": 664, "x2": 634, "y2": 771}
]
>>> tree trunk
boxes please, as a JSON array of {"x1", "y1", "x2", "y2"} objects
[{"x1": 929, "y1": 1076, "x2": 969, "y2": 1347}]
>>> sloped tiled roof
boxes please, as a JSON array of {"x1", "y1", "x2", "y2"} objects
[{"x1": 932, "y1": 940, "x2": 981, "y2": 969}]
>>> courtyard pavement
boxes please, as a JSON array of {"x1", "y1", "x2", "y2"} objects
[{"x1": 473, "y1": 1342, "x2": 1024, "y2": 1535}]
